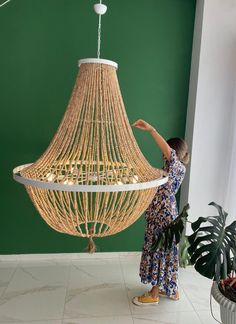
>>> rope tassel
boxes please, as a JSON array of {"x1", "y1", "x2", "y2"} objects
[{"x1": 87, "y1": 236, "x2": 96, "y2": 254}]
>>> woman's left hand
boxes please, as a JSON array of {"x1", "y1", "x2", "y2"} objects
[{"x1": 131, "y1": 119, "x2": 154, "y2": 132}]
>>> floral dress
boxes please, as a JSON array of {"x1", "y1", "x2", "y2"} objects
[{"x1": 139, "y1": 149, "x2": 186, "y2": 297}]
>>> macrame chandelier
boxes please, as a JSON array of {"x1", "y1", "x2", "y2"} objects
[{"x1": 13, "y1": 2, "x2": 167, "y2": 252}]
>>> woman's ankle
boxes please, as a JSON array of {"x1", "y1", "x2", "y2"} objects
[{"x1": 150, "y1": 286, "x2": 159, "y2": 298}]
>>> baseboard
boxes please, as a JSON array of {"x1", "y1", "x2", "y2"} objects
[{"x1": 0, "y1": 251, "x2": 141, "y2": 261}]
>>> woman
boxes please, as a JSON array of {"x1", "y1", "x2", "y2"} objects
[{"x1": 131, "y1": 119, "x2": 189, "y2": 306}]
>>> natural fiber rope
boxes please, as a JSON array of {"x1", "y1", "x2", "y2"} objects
[{"x1": 20, "y1": 62, "x2": 165, "y2": 251}]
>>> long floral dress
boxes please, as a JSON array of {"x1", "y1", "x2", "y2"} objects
[{"x1": 139, "y1": 149, "x2": 186, "y2": 297}]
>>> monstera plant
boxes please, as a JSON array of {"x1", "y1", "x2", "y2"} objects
[
  {"x1": 188, "y1": 202, "x2": 236, "y2": 324},
  {"x1": 188, "y1": 202, "x2": 236, "y2": 282},
  {"x1": 152, "y1": 202, "x2": 236, "y2": 324}
]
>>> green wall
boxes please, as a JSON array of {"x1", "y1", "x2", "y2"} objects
[{"x1": 0, "y1": 0, "x2": 196, "y2": 254}]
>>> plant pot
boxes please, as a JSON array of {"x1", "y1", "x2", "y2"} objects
[{"x1": 211, "y1": 281, "x2": 236, "y2": 324}]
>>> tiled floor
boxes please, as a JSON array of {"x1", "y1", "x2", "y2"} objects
[{"x1": 0, "y1": 253, "x2": 221, "y2": 323}]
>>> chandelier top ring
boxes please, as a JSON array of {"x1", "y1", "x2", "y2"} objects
[{"x1": 78, "y1": 58, "x2": 118, "y2": 69}]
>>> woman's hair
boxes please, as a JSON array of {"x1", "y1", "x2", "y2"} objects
[{"x1": 167, "y1": 137, "x2": 190, "y2": 165}]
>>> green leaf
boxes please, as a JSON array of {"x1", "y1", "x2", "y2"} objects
[
  {"x1": 208, "y1": 202, "x2": 228, "y2": 223},
  {"x1": 188, "y1": 202, "x2": 235, "y2": 282},
  {"x1": 179, "y1": 236, "x2": 192, "y2": 268},
  {"x1": 191, "y1": 216, "x2": 209, "y2": 231},
  {"x1": 150, "y1": 204, "x2": 189, "y2": 252},
  {"x1": 194, "y1": 253, "x2": 216, "y2": 279},
  {"x1": 188, "y1": 234, "x2": 213, "y2": 255}
]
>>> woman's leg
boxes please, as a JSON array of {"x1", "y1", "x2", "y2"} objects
[{"x1": 149, "y1": 285, "x2": 159, "y2": 298}]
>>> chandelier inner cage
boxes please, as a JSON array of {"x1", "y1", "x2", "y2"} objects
[{"x1": 13, "y1": 59, "x2": 167, "y2": 247}]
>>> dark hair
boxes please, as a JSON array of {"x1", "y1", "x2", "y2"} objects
[{"x1": 167, "y1": 138, "x2": 190, "y2": 165}]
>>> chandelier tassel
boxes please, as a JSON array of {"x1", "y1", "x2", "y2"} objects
[{"x1": 87, "y1": 236, "x2": 96, "y2": 254}]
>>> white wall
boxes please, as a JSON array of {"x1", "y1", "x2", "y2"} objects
[{"x1": 180, "y1": 0, "x2": 236, "y2": 229}]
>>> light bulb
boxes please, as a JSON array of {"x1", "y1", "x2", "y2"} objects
[
  {"x1": 132, "y1": 175, "x2": 139, "y2": 183},
  {"x1": 122, "y1": 176, "x2": 129, "y2": 183},
  {"x1": 46, "y1": 173, "x2": 56, "y2": 182},
  {"x1": 63, "y1": 179, "x2": 74, "y2": 185},
  {"x1": 88, "y1": 175, "x2": 98, "y2": 182}
]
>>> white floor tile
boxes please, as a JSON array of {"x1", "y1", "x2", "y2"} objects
[
  {"x1": 0, "y1": 261, "x2": 69, "y2": 322},
  {"x1": 63, "y1": 315, "x2": 133, "y2": 324},
  {"x1": 0, "y1": 321, "x2": 62, "y2": 324},
  {"x1": 196, "y1": 309, "x2": 221, "y2": 324},
  {"x1": 64, "y1": 258, "x2": 131, "y2": 318},
  {"x1": 68, "y1": 258, "x2": 123, "y2": 287},
  {"x1": 133, "y1": 311, "x2": 202, "y2": 324},
  {"x1": 64, "y1": 285, "x2": 131, "y2": 318},
  {"x1": 0, "y1": 261, "x2": 18, "y2": 268},
  {"x1": 179, "y1": 267, "x2": 219, "y2": 311},
  {"x1": 71, "y1": 252, "x2": 120, "y2": 260},
  {"x1": 0, "y1": 287, "x2": 66, "y2": 322},
  {"x1": 0, "y1": 266, "x2": 17, "y2": 298}
]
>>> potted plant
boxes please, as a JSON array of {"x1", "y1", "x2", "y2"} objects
[
  {"x1": 188, "y1": 202, "x2": 236, "y2": 324},
  {"x1": 152, "y1": 202, "x2": 236, "y2": 324}
]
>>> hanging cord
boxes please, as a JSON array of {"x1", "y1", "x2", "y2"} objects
[
  {"x1": 97, "y1": 0, "x2": 102, "y2": 59},
  {"x1": 210, "y1": 290, "x2": 222, "y2": 324},
  {"x1": 0, "y1": 0, "x2": 11, "y2": 8}
]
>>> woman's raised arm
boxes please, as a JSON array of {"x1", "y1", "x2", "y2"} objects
[{"x1": 132, "y1": 119, "x2": 171, "y2": 161}]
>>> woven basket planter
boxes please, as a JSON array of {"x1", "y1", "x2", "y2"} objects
[{"x1": 211, "y1": 282, "x2": 236, "y2": 324}]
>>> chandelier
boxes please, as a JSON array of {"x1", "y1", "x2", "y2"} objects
[{"x1": 13, "y1": 2, "x2": 167, "y2": 252}]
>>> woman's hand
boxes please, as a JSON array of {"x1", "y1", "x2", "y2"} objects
[
  {"x1": 131, "y1": 119, "x2": 154, "y2": 132},
  {"x1": 132, "y1": 119, "x2": 171, "y2": 160}
]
